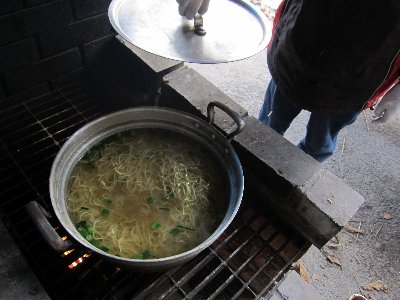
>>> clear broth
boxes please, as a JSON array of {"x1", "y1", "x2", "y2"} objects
[{"x1": 67, "y1": 128, "x2": 229, "y2": 259}]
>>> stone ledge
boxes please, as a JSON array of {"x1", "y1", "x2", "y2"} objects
[
  {"x1": 235, "y1": 116, "x2": 321, "y2": 191},
  {"x1": 292, "y1": 168, "x2": 364, "y2": 246},
  {"x1": 235, "y1": 116, "x2": 364, "y2": 247},
  {"x1": 267, "y1": 270, "x2": 323, "y2": 300}
]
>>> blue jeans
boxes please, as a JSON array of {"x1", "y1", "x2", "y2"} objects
[{"x1": 259, "y1": 79, "x2": 361, "y2": 162}]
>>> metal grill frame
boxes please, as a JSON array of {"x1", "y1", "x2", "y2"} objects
[
  {"x1": 0, "y1": 76, "x2": 310, "y2": 300},
  {"x1": 132, "y1": 202, "x2": 309, "y2": 300}
]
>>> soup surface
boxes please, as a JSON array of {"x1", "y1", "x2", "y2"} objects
[{"x1": 67, "y1": 128, "x2": 229, "y2": 259}]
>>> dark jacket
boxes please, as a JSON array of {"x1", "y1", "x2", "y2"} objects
[{"x1": 267, "y1": 0, "x2": 400, "y2": 113}]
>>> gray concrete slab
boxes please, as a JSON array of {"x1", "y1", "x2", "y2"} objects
[
  {"x1": 0, "y1": 222, "x2": 49, "y2": 300},
  {"x1": 267, "y1": 270, "x2": 323, "y2": 300}
]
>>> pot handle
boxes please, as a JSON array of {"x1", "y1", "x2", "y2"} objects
[
  {"x1": 25, "y1": 201, "x2": 72, "y2": 252},
  {"x1": 207, "y1": 101, "x2": 245, "y2": 141}
]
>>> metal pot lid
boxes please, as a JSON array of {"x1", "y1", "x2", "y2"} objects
[{"x1": 108, "y1": 0, "x2": 271, "y2": 63}]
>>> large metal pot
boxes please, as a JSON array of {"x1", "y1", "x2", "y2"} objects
[{"x1": 26, "y1": 102, "x2": 244, "y2": 272}]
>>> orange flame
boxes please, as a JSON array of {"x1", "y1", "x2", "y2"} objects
[
  {"x1": 63, "y1": 249, "x2": 75, "y2": 256},
  {"x1": 67, "y1": 254, "x2": 91, "y2": 269}
]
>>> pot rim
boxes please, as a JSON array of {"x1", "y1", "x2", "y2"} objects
[{"x1": 49, "y1": 106, "x2": 244, "y2": 268}]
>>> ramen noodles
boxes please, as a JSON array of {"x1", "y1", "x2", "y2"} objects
[{"x1": 67, "y1": 128, "x2": 229, "y2": 259}]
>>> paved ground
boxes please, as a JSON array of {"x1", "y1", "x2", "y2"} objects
[{"x1": 190, "y1": 49, "x2": 400, "y2": 300}]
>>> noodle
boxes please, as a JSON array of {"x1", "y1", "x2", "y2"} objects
[{"x1": 67, "y1": 128, "x2": 227, "y2": 259}]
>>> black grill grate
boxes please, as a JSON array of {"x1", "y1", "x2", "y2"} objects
[
  {"x1": 0, "y1": 78, "x2": 309, "y2": 300},
  {"x1": 134, "y1": 206, "x2": 308, "y2": 299}
]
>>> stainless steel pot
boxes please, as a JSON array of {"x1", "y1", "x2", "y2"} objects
[{"x1": 26, "y1": 102, "x2": 245, "y2": 272}]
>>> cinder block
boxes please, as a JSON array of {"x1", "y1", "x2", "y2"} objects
[
  {"x1": 270, "y1": 233, "x2": 287, "y2": 251},
  {"x1": 116, "y1": 35, "x2": 184, "y2": 76},
  {"x1": 4, "y1": 48, "x2": 82, "y2": 94},
  {"x1": 25, "y1": 0, "x2": 54, "y2": 7},
  {"x1": 39, "y1": 13, "x2": 112, "y2": 57},
  {"x1": 291, "y1": 168, "x2": 364, "y2": 246},
  {"x1": 236, "y1": 116, "x2": 364, "y2": 247},
  {"x1": 80, "y1": 37, "x2": 164, "y2": 108},
  {"x1": 25, "y1": 0, "x2": 56, "y2": 7},
  {"x1": 0, "y1": 38, "x2": 39, "y2": 72},
  {"x1": 51, "y1": 67, "x2": 88, "y2": 88},
  {"x1": 0, "y1": 83, "x2": 5, "y2": 99},
  {"x1": 0, "y1": 83, "x2": 50, "y2": 110},
  {"x1": 0, "y1": 0, "x2": 24, "y2": 15},
  {"x1": 83, "y1": 34, "x2": 114, "y2": 63},
  {"x1": 235, "y1": 116, "x2": 321, "y2": 197},
  {"x1": 72, "y1": 0, "x2": 111, "y2": 20},
  {"x1": 280, "y1": 240, "x2": 302, "y2": 262},
  {"x1": 0, "y1": 0, "x2": 73, "y2": 46},
  {"x1": 260, "y1": 225, "x2": 276, "y2": 241}
]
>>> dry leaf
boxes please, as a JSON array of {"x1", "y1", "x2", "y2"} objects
[
  {"x1": 383, "y1": 213, "x2": 393, "y2": 220},
  {"x1": 326, "y1": 254, "x2": 343, "y2": 268},
  {"x1": 293, "y1": 260, "x2": 310, "y2": 283},
  {"x1": 345, "y1": 225, "x2": 364, "y2": 234},
  {"x1": 326, "y1": 242, "x2": 341, "y2": 248},
  {"x1": 362, "y1": 280, "x2": 389, "y2": 293}
]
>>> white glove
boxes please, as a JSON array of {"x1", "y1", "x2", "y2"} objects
[
  {"x1": 372, "y1": 83, "x2": 400, "y2": 123},
  {"x1": 177, "y1": 0, "x2": 210, "y2": 20}
]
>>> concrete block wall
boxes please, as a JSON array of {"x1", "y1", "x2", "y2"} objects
[{"x1": 0, "y1": 0, "x2": 114, "y2": 99}]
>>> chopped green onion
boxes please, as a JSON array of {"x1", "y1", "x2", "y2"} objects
[
  {"x1": 77, "y1": 221, "x2": 99, "y2": 245},
  {"x1": 76, "y1": 222, "x2": 89, "y2": 236},
  {"x1": 142, "y1": 250, "x2": 151, "y2": 259},
  {"x1": 89, "y1": 239, "x2": 99, "y2": 247},
  {"x1": 101, "y1": 208, "x2": 110, "y2": 218},
  {"x1": 100, "y1": 246, "x2": 109, "y2": 253},
  {"x1": 77, "y1": 226, "x2": 88, "y2": 237},
  {"x1": 177, "y1": 225, "x2": 195, "y2": 231},
  {"x1": 103, "y1": 198, "x2": 112, "y2": 205},
  {"x1": 77, "y1": 221, "x2": 87, "y2": 227},
  {"x1": 170, "y1": 227, "x2": 182, "y2": 236},
  {"x1": 147, "y1": 196, "x2": 155, "y2": 204},
  {"x1": 80, "y1": 207, "x2": 89, "y2": 210},
  {"x1": 132, "y1": 250, "x2": 158, "y2": 260},
  {"x1": 151, "y1": 222, "x2": 161, "y2": 230}
]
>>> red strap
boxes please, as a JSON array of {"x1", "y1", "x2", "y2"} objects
[
  {"x1": 364, "y1": 53, "x2": 400, "y2": 109},
  {"x1": 267, "y1": 1, "x2": 286, "y2": 49}
]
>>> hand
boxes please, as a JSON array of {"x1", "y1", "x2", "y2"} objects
[
  {"x1": 372, "y1": 83, "x2": 400, "y2": 123},
  {"x1": 177, "y1": 0, "x2": 210, "y2": 20}
]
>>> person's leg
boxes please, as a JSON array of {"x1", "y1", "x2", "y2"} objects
[
  {"x1": 298, "y1": 110, "x2": 361, "y2": 162},
  {"x1": 259, "y1": 79, "x2": 302, "y2": 135}
]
